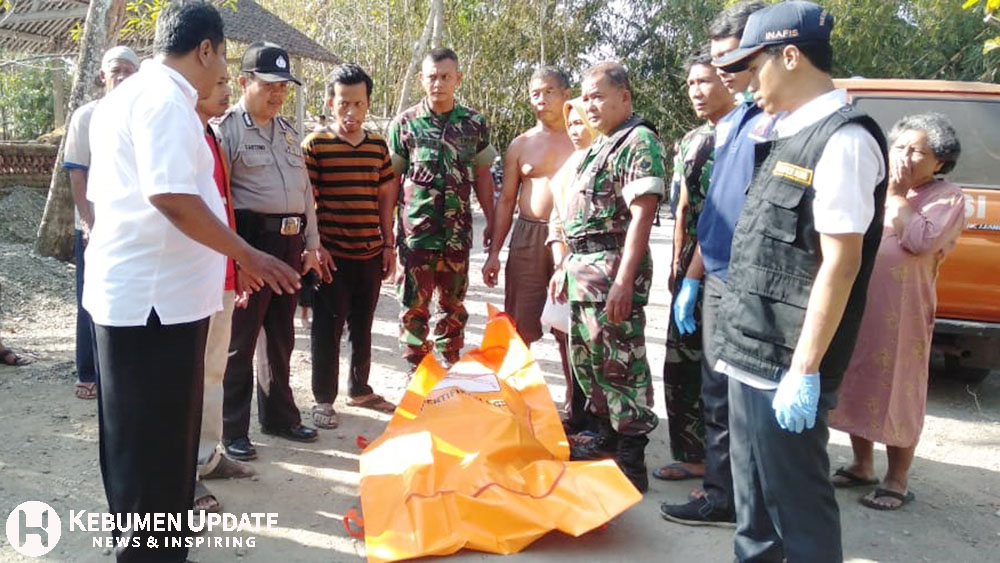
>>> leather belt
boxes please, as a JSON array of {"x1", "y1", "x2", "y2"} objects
[
  {"x1": 235, "y1": 210, "x2": 306, "y2": 236},
  {"x1": 261, "y1": 215, "x2": 305, "y2": 235}
]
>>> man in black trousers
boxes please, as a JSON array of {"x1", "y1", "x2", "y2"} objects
[
  {"x1": 83, "y1": 2, "x2": 298, "y2": 561},
  {"x1": 218, "y1": 42, "x2": 334, "y2": 460},
  {"x1": 711, "y1": 2, "x2": 887, "y2": 560}
]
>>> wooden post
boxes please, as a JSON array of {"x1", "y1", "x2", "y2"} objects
[
  {"x1": 35, "y1": 0, "x2": 122, "y2": 260},
  {"x1": 52, "y1": 60, "x2": 67, "y2": 129},
  {"x1": 295, "y1": 56, "x2": 305, "y2": 140}
]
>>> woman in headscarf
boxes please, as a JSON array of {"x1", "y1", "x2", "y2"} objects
[
  {"x1": 829, "y1": 112, "x2": 966, "y2": 511},
  {"x1": 545, "y1": 97, "x2": 597, "y2": 432}
]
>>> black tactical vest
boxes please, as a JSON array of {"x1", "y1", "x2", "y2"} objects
[{"x1": 714, "y1": 104, "x2": 888, "y2": 392}]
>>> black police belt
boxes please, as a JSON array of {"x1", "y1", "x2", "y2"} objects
[
  {"x1": 565, "y1": 232, "x2": 625, "y2": 254},
  {"x1": 235, "y1": 209, "x2": 306, "y2": 236}
]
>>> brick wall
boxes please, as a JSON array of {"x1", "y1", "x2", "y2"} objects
[{"x1": 0, "y1": 142, "x2": 58, "y2": 189}]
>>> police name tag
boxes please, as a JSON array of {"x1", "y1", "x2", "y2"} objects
[{"x1": 772, "y1": 161, "x2": 813, "y2": 185}]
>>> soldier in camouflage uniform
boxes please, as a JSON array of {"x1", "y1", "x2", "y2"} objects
[
  {"x1": 387, "y1": 48, "x2": 497, "y2": 371},
  {"x1": 656, "y1": 49, "x2": 732, "y2": 482},
  {"x1": 555, "y1": 62, "x2": 666, "y2": 493}
]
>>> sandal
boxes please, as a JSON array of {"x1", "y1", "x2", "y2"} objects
[
  {"x1": 567, "y1": 430, "x2": 599, "y2": 447},
  {"x1": 346, "y1": 394, "x2": 396, "y2": 413},
  {"x1": 201, "y1": 454, "x2": 255, "y2": 480},
  {"x1": 859, "y1": 487, "x2": 915, "y2": 511},
  {"x1": 75, "y1": 382, "x2": 97, "y2": 400},
  {"x1": 193, "y1": 480, "x2": 220, "y2": 512},
  {"x1": 653, "y1": 462, "x2": 705, "y2": 481},
  {"x1": 312, "y1": 403, "x2": 339, "y2": 429},
  {"x1": 1, "y1": 349, "x2": 33, "y2": 366},
  {"x1": 832, "y1": 467, "x2": 879, "y2": 488}
]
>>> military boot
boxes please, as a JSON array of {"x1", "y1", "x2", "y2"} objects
[
  {"x1": 569, "y1": 419, "x2": 617, "y2": 460},
  {"x1": 615, "y1": 434, "x2": 650, "y2": 493}
]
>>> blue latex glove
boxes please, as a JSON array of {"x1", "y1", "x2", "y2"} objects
[
  {"x1": 772, "y1": 371, "x2": 821, "y2": 433},
  {"x1": 672, "y1": 277, "x2": 700, "y2": 335}
]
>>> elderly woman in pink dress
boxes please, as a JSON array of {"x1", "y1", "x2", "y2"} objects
[{"x1": 829, "y1": 113, "x2": 966, "y2": 511}]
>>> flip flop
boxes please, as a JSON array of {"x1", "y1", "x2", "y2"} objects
[
  {"x1": 75, "y1": 382, "x2": 97, "y2": 400},
  {"x1": 0, "y1": 349, "x2": 33, "y2": 366},
  {"x1": 346, "y1": 394, "x2": 396, "y2": 413},
  {"x1": 859, "y1": 487, "x2": 915, "y2": 511},
  {"x1": 832, "y1": 467, "x2": 879, "y2": 488},
  {"x1": 200, "y1": 454, "x2": 256, "y2": 480},
  {"x1": 653, "y1": 462, "x2": 705, "y2": 481},
  {"x1": 193, "y1": 480, "x2": 220, "y2": 513}
]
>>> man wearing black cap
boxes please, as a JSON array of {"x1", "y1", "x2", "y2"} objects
[
  {"x1": 218, "y1": 41, "x2": 333, "y2": 460},
  {"x1": 711, "y1": 2, "x2": 887, "y2": 560}
]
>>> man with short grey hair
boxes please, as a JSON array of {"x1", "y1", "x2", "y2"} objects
[
  {"x1": 482, "y1": 66, "x2": 573, "y2": 349},
  {"x1": 64, "y1": 45, "x2": 139, "y2": 401}
]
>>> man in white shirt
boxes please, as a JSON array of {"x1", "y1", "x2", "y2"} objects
[
  {"x1": 711, "y1": 2, "x2": 888, "y2": 560},
  {"x1": 83, "y1": 3, "x2": 299, "y2": 561},
  {"x1": 64, "y1": 45, "x2": 139, "y2": 401}
]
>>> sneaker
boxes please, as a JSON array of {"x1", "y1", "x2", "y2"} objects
[{"x1": 659, "y1": 497, "x2": 736, "y2": 528}]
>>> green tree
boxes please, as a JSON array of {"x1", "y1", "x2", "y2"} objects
[
  {"x1": 827, "y1": 0, "x2": 997, "y2": 82},
  {"x1": 0, "y1": 57, "x2": 55, "y2": 140},
  {"x1": 961, "y1": 0, "x2": 1000, "y2": 55},
  {"x1": 589, "y1": 0, "x2": 999, "y2": 152},
  {"x1": 584, "y1": 0, "x2": 729, "y2": 147},
  {"x1": 258, "y1": 0, "x2": 599, "y2": 149}
]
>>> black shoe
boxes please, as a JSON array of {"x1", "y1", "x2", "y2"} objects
[
  {"x1": 615, "y1": 434, "x2": 649, "y2": 493},
  {"x1": 659, "y1": 497, "x2": 736, "y2": 528},
  {"x1": 569, "y1": 420, "x2": 617, "y2": 460},
  {"x1": 262, "y1": 424, "x2": 318, "y2": 443},
  {"x1": 223, "y1": 437, "x2": 257, "y2": 461}
]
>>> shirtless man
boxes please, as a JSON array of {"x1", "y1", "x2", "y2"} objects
[{"x1": 482, "y1": 66, "x2": 574, "y2": 345}]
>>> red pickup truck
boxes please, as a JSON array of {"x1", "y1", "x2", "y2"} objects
[{"x1": 836, "y1": 79, "x2": 1000, "y2": 381}]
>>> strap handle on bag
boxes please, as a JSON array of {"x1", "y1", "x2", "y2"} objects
[{"x1": 343, "y1": 507, "x2": 365, "y2": 539}]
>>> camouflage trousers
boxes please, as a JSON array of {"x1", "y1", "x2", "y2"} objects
[
  {"x1": 664, "y1": 262, "x2": 706, "y2": 463},
  {"x1": 396, "y1": 247, "x2": 469, "y2": 367},
  {"x1": 663, "y1": 353, "x2": 705, "y2": 463},
  {"x1": 569, "y1": 302, "x2": 658, "y2": 437}
]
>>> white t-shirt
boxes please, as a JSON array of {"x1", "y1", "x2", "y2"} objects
[
  {"x1": 63, "y1": 99, "x2": 98, "y2": 230},
  {"x1": 83, "y1": 59, "x2": 226, "y2": 327},
  {"x1": 773, "y1": 89, "x2": 886, "y2": 235},
  {"x1": 721, "y1": 88, "x2": 886, "y2": 390}
]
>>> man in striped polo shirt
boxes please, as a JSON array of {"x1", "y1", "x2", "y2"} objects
[{"x1": 302, "y1": 64, "x2": 399, "y2": 428}]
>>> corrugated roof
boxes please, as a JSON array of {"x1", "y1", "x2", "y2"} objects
[
  {"x1": 0, "y1": 0, "x2": 338, "y2": 63},
  {"x1": 0, "y1": 1, "x2": 87, "y2": 54}
]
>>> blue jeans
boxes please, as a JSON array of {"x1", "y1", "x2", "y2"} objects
[{"x1": 75, "y1": 230, "x2": 99, "y2": 384}]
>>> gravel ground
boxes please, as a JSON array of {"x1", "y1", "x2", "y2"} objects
[{"x1": 0, "y1": 187, "x2": 997, "y2": 562}]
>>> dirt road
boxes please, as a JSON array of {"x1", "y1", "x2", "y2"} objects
[{"x1": 1, "y1": 187, "x2": 998, "y2": 562}]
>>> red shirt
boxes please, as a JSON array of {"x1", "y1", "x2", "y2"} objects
[{"x1": 206, "y1": 132, "x2": 236, "y2": 291}]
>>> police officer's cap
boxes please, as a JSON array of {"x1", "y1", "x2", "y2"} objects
[
  {"x1": 713, "y1": 1, "x2": 833, "y2": 73},
  {"x1": 241, "y1": 42, "x2": 302, "y2": 86}
]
